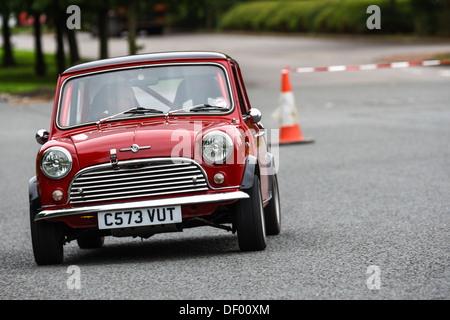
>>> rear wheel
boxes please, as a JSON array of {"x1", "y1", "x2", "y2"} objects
[
  {"x1": 236, "y1": 175, "x2": 266, "y2": 251},
  {"x1": 264, "y1": 173, "x2": 281, "y2": 235}
]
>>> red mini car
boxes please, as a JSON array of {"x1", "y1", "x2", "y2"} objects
[{"x1": 29, "y1": 51, "x2": 281, "y2": 265}]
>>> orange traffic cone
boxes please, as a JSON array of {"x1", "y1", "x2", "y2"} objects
[{"x1": 272, "y1": 67, "x2": 314, "y2": 145}]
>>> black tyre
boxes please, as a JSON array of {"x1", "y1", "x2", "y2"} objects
[
  {"x1": 264, "y1": 173, "x2": 281, "y2": 235},
  {"x1": 30, "y1": 216, "x2": 64, "y2": 265},
  {"x1": 236, "y1": 175, "x2": 266, "y2": 251}
]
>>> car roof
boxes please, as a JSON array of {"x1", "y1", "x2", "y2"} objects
[{"x1": 63, "y1": 51, "x2": 230, "y2": 74}]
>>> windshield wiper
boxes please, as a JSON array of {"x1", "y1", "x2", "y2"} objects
[
  {"x1": 96, "y1": 107, "x2": 137, "y2": 127},
  {"x1": 165, "y1": 108, "x2": 187, "y2": 119},
  {"x1": 124, "y1": 107, "x2": 164, "y2": 114},
  {"x1": 189, "y1": 104, "x2": 228, "y2": 112},
  {"x1": 164, "y1": 104, "x2": 227, "y2": 120},
  {"x1": 96, "y1": 107, "x2": 164, "y2": 128}
]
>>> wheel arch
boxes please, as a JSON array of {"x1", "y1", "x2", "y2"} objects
[
  {"x1": 29, "y1": 176, "x2": 41, "y2": 217},
  {"x1": 240, "y1": 155, "x2": 258, "y2": 190}
]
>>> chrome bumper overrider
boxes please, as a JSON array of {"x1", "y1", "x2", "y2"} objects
[{"x1": 35, "y1": 191, "x2": 249, "y2": 221}]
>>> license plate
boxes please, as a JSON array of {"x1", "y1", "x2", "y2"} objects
[{"x1": 97, "y1": 206, "x2": 182, "y2": 230}]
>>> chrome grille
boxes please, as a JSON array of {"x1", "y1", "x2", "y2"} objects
[{"x1": 69, "y1": 159, "x2": 209, "y2": 204}]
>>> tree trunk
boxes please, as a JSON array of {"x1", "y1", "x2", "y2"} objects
[
  {"x1": 65, "y1": 28, "x2": 80, "y2": 65},
  {"x1": 55, "y1": 14, "x2": 66, "y2": 74},
  {"x1": 1, "y1": 3, "x2": 16, "y2": 67},
  {"x1": 50, "y1": 0, "x2": 66, "y2": 74},
  {"x1": 97, "y1": 7, "x2": 109, "y2": 59},
  {"x1": 33, "y1": 12, "x2": 46, "y2": 76},
  {"x1": 127, "y1": 0, "x2": 137, "y2": 55}
]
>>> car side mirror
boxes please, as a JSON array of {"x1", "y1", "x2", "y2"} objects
[
  {"x1": 36, "y1": 129, "x2": 49, "y2": 145},
  {"x1": 247, "y1": 108, "x2": 262, "y2": 124}
]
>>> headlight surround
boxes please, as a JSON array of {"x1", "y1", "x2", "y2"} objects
[
  {"x1": 40, "y1": 147, "x2": 73, "y2": 179},
  {"x1": 202, "y1": 131, "x2": 233, "y2": 164}
]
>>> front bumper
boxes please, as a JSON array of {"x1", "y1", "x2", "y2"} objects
[{"x1": 35, "y1": 191, "x2": 249, "y2": 221}]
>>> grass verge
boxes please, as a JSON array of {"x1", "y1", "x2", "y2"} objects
[{"x1": 0, "y1": 49, "x2": 59, "y2": 95}]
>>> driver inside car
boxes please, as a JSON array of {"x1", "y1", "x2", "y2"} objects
[{"x1": 89, "y1": 82, "x2": 138, "y2": 121}]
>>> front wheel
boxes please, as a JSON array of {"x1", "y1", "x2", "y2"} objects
[
  {"x1": 30, "y1": 217, "x2": 64, "y2": 265},
  {"x1": 236, "y1": 175, "x2": 266, "y2": 251}
]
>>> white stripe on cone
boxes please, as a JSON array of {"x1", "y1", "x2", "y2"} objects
[{"x1": 272, "y1": 90, "x2": 298, "y2": 127}]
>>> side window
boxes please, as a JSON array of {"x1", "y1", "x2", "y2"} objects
[
  {"x1": 59, "y1": 79, "x2": 85, "y2": 127},
  {"x1": 231, "y1": 63, "x2": 248, "y2": 114}
]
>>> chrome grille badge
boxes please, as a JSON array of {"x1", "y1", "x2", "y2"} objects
[{"x1": 120, "y1": 144, "x2": 151, "y2": 153}]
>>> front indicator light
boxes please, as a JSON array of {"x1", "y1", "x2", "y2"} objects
[
  {"x1": 52, "y1": 190, "x2": 64, "y2": 202},
  {"x1": 213, "y1": 172, "x2": 225, "y2": 185}
]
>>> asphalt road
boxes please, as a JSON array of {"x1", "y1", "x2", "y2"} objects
[{"x1": 1, "y1": 33, "x2": 449, "y2": 302}]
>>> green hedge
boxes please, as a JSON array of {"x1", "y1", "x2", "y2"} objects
[{"x1": 219, "y1": 0, "x2": 421, "y2": 35}]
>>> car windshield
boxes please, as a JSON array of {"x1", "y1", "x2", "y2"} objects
[{"x1": 57, "y1": 64, "x2": 232, "y2": 128}]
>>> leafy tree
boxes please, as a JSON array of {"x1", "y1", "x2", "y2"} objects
[
  {"x1": 410, "y1": 0, "x2": 450, "y2": 36},
  {"x1": 165, "y1": 0, "x2": 243, "y2": 31}
]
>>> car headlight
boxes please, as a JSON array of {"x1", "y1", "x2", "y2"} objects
[
  {"x1": 202, "y1": 131, "x2": 233, "y2": 164},
  {"x1": 40, "y1": 147, "x2": 73, "y2": 179}
]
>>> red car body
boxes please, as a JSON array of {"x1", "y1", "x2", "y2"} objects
[{"x1": 29, "y1": 52, "x2": 280, "y2": 265}]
